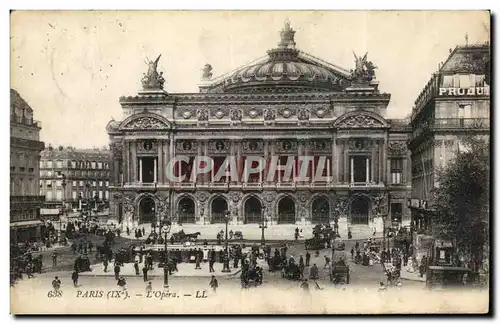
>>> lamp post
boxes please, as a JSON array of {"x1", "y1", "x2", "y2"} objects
[
  {"x1": 259, "y1": 206, "x2": 268, "y2": 246},
  {"x1": 221, "y1": 210, "x2": 231, "y2": 273},
  {"x1": 161, "y1": 219, "x2": 172, "y2": 288}
]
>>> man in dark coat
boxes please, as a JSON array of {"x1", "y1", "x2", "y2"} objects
[
  {"x1": 142, "y1": 265, "x2": 149, "y2": 282},
  {"x1": 305, "y1": 251, "x2": 311, "y2": 267},
  {"x1": 72, "y1": 270, "x2": 79, "y2": 287},
  {"x1": 134, "y1": 261, "x2": 140, "y2": 275},
  {"x1": 114, "y1": 263, "x2": 120, "y2": 280}
]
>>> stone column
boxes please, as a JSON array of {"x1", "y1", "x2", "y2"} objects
[
  {"x1": 365, "y1": 157, "x2": 370, "y2": 183},
  {"x1": 344, "y1": 142, "x2": 349, "y2": 184},
  {"x1": 237, "y1": 141, "x2": 243, "y2": 183},
  {"x1": 153, "y1": 158, "x2": 157, "y2": 183},
  {"x1": 158, "y1": 140, "x2": 163, "y2": 183},
  {"x1": 197, "y1": 141, "x2": 203, "y2": 184},
  {"x1": 381, "y1": 139, "x2": 387, "y2": 184},
  {"x1": 139, "y1": 158, "x2": 143, "y2": 183},
  {"x1": 122, "y1": 141, "x2": 128, "y2": 183},
  {"x1": 298, "y1": 139, "x2": 305, "y2": 183},
  {"x1": 350, "y1": 157, "x2": 354, "y2": 183},
  {"x1": 379, "y1": 140, "x2": 384, "y2": 184},
  {"x1": 269, "y1": 140, "x2": 276, "y2": 182},
  {"x1": 339, "y1": 139, "x2": 344, "y2": 183},
  {"x1": 332, "y1": 136, "x2": 338, "y2": 183},
  {"x1": 371, "y1": 140, "x2": 376, "y2": 183},
  {"x1": 131, "y1": 141, "x2": 137, "y2": 183},
  {"x1": 263, "y1": 140, "x2": 269, "y2": 183},
  {"x1": 203, "y1": 141, "x2": 209, "y2": 183},
  {"x1": 402, "y1": 156, "x2": 408, "y2": 183}
]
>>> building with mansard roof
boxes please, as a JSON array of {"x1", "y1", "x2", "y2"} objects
[
  {"x1": 10, "y1": 89, "x2": 45, "y2": 243},
  {"x1": 408, "y1": 41, "x2": 490, "y2": 235},
  {"x1": 106, "y1": 22, "x2": 412, "y2": 235}
]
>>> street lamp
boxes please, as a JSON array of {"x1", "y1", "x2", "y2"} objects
[
  {"x1": 259, "y1": 206, "x2": 268, "y2": 246},
  {"x1": 221, "y1": 210, "x2": 231, "y2": 273},
  {"x1": 161, "y1": 219, "x2": 172, "y2": 288}
]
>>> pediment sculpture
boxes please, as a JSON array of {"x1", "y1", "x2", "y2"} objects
[
  {"x1": 122, "y1": 116, "x2": 170, "y2": 130},
  {"x1": 335, "y1": 113, "x2": 385, "y2": 128}
]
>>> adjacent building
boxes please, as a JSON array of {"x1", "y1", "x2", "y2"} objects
[
  {"x1": 39, "y1": 146, "x2": 111, "y2": 213},
  {"x1": 408, "y1": 42, "x2": 490, "y2": 234},
  {"x1": 10, "y1": 89, "x2": 45, "y2": 243},
  {"x1": 106, "y1": 22, "x2": 412, "y2": 234}
]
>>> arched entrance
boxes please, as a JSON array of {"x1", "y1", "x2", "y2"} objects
[
  {"x1": 244, "y1": 196, "x2": 262, "y2": 224},
  {"x1": 211, "y1": 196, "x2": 228, "y2": 224},
  {"x1": 278, "y1": 196, "x2": 296, "y2": 224},
  {"x1": 311, "y1": 196, "x2": 330, "y2": 224},
  {"x1": 350, "y1": 196, "x2": 370, "y2": 225},
  {"x1": 178, "y1": 196, "x2": 196, "y2": 224},
  {"x1": 139, "y1": 196, "x2": 156, "y2": 224}
]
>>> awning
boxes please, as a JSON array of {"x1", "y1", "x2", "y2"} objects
[{"x1": 10, "y1": 220, "x2": 43, "y2": 228}]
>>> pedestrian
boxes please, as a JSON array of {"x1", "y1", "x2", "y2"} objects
[
  {"x1": 114, "y1": 263, "x2": 120, "y2": 280},
  {"x1": 134, "y1": 261, "x2": 140, "y2": 275},
  {"x1": 324, "y1": 255, "x2": 331, "y2": 269},
  {"x1": 142, "y1": 227, "x2": 145, "y2": 236},
  {"x1": 378, "y1": 281, "x2": 387, "y2": 292},
  {"x1": 142, "y1": 265, "x2": 149, "y2": 282},
  {"x1": 209, "y1": 255, "x2": 215, "y2": 273},
  {"x1": 52, "y1": 276, "x2": 61, "y2": 291},
  {"x1": 146, "y1": 281, "x2": 152, "y2": 293},
  {"x1": 195, "y1": 252, "x2": 202, "y2": 270},
  {"x1": 117, "y1": 276, "x2": 127, "y2": 290},
  {"x1": 300, "y1": 279, "x2": 310, "y2": 292},
  {"x1": 310, "y1": 263, "x2": 319, "y2": 280},
  {"x1": 52, "y1": 252, "x2": 57, "y2": 267},
  {"x1": 72, "y1": 270, "x2": 79, "y2": 287},
  {"x1": 26, "y1": 263, "x2": 33, "y2": 278},
  {"x1": 305, "y1": 251, "x2": 311, "y2": 267},
  {"x1": 126, "y1": 226, "x2": 130, "y2": 236},
  {"x1": 229, "y1": 230, "x2": 234, "y2": 240},
  {"x1": 88, "y1": 241, "x2": 93, "y2": 253},
  {"x1": 355, "y1": 241, "x2": 359, "y2": 251},
  {"x1": 209, "y1": 275, "x2": 218, "y2": 292},
  {"x1": 103, "y1": 258, "x2": 109, "y2": 273},
  {"x1": 350, "y1": 247, "x2": 355, "y2": 260}
]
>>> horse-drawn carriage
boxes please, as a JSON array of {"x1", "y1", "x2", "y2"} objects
[
  {"x1": 330, "y1": 260, "x2": 350, "y2": 285},
  {"x1": 241, "y1": 266, "x2": 263, "y2": 288},
  {"x1": 305, "y1": 225, "x2": 334, "y2": 250},
  {"x1": 170, "y1": 230, "x2": 201, "y2": 243}
]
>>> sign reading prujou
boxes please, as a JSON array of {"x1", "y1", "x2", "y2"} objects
[{"x1": 438, "y1": 87, "x2": 490, "y2": 96}]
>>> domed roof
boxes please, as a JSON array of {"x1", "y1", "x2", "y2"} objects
[{"x1": 202, "y1": 22, "x2": 351, "y2": 93}]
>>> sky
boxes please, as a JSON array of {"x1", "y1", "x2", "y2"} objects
[{"x1": 10, "y1": 10, "x2": 490, "y2": 149}]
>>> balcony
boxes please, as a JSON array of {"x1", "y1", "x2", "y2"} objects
[
  {"x1": 348, "y1": 182, "x2": 385, "y2": 190},
  {"x1": 242, "y1": 182, "x2": 262, "y2": 190},
  {"x1": 276, "y1": 183, "x2": 296, "y2": 190},
  {"x1": 10, "y1": 195, "x2": 45, "y2": 204},
  {"x1": 433, "y1": 118, "x2": 490, "y2": 131},
  {"x1": 10, "y1": 115, "x2": 42, "y2": 128},
  {"x1": 309, "y1": 182, "x2": 330, "y2": 189},
  {"x1": 208, "y1": 182, "x2": 228, "y2": 190}
]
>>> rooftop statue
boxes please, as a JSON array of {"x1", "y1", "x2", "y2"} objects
[
  {"x1": 141, "y1": 54, "x2": 165, "y2": 90},
  {"x1": 351, "y1": 52, "x2": 377, "y2": 83},
  {"x1": 202, "y1": 64, "x2": 213, "y2": 81}
]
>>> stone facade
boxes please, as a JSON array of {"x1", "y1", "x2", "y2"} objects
[
  {"x1": 107, "y1": 23, "x2": 411, "y2": 233},
  {"x1": 10, "y1": 89, "x2": 45, "y2": 243}
]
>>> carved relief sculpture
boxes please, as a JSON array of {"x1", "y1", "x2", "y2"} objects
[
  {"x1": 123, "y1": 117, "x2": 169, "y2": 130},
  {"x1": 197, "y1": 109, "x2": 209, "y2": 121}
]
